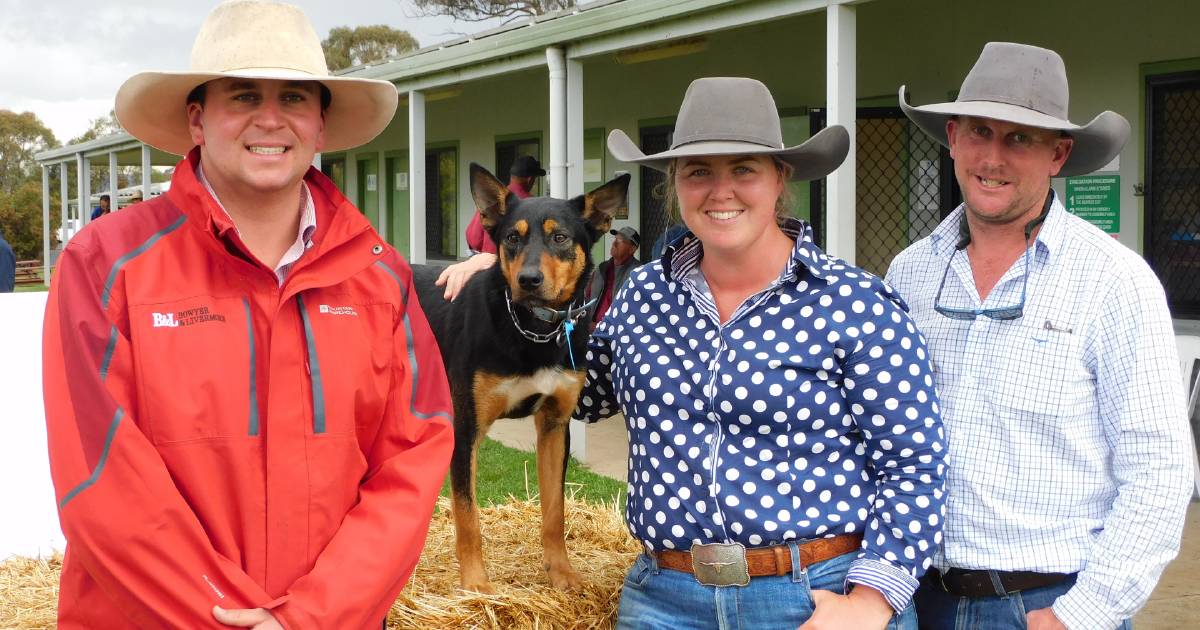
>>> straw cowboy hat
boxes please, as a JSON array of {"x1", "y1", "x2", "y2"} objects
[
  {"x1": 899, "y1": 42, "x2": 1129, "y2": 177},
  {"x1": 115, "y1": 0, "x2": 399, "y2": 155},
  {"x1": 607, "y1": 77, "x2": 849, "y2": 181}
]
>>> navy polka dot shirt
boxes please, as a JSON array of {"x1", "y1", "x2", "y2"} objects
[{"x1": 575, "y1": 219, "x2": 947, "y2": 610}]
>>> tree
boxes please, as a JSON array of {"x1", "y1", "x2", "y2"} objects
[
  {"x1": 67, "y1": 109, "x2": 136, "y2": 196},
  {"x1": 411, "y1": 0, "x2": 575, "y2": 23},
  {"x1": 0, "y1": 110, "x2": 57, "y2": 195},
  {"x1": 0, "y1": 179, "x2": 58, "y2": 259},
  {"x1": 69, "y1": 109, "x2": 124, "y2": 145},
  {"x1": 322, "y1": 25, "x2": 419, "y2": 71},
  {"x1": 0, "y1": 110, "x2": 61, "y2": 258}
]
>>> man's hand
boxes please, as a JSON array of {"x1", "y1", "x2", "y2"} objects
[
  {"x1": 798, "y1": 585, "x2": 893, "y2": 630},
  {"x1": 435, "y1": 253, "x2": 497, "y2": 301},
  {"x1": 213, "y1": 605, "x2": 284, "y2": 629},
  {"x1": 1027, "y1": 607, "x2": 1068, "y2": 630}
]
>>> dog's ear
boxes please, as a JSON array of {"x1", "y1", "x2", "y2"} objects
[
  {"x1": 470, "y1": 163, "x2": 512, "y2": 230},
  {"x1": 575, "y1": 172, "x2": 631, "y2": 238}
]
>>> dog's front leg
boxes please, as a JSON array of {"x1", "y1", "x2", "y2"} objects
[
  {"x1": 451, "y1": 378, "x2": 503, "y2": 594},
  {"x1": 533, "y1": 373, "x2": 586, "y2": 590}
]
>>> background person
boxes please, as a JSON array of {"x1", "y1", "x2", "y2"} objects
[
  {"x1": 439, "y1": 155, "x2": 546, "y2": 299},
  {"x1": 0, "y1": 229, "x2": 14, "y2": 292},
  {"x1": 585, "y1": 226, "x2": 641, "y2": 331},
  {"x1": 90, "y1": 194, "x2": 111, "y2": 220}
]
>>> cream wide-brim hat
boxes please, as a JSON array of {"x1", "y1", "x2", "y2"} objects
[{"x1": 115, "y1": 0, "x2": 399, "y2": 155}]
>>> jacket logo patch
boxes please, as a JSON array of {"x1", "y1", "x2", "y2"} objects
[
  {"x1": 319, "y1": 304, "x2": 358, "y2": 316},
  {"x1": 151, "y1": 306, "x2": 226, "y2": 328}
]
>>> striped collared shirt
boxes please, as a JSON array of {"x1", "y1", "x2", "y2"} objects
[
  {"x1": 576, "y1": 219, "x2": 947, "y2": 611},
  {"x1": 196, "y1": 163, "x2": 316, "y2": 285},
  {"x1": 886, "y1": 194, "x2": 1193, "y2": 630}
]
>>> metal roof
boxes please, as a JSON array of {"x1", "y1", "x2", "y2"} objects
[
  {"x1": 34, "y1": 131, "x2": 181, "y2": 165},
  {"x1": 345, "y1": 0, "x2": 743, "y2": 81},
  {"x1": 35, "y1": 0, "x2": 844, "y2": 161}
]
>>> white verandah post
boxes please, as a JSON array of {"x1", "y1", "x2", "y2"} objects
[
  {"x1": 546, "y1": 46, "x2": 568, "y2": 200},
  {"x1": 41, "y1": 166, "x2": 50, "y2": 283},
  {"x1": 141, "y1": 145, "x2": 152, "y2": 202},
  {"x1": 59, "y1": 163, "x2": 68, "y2": 249},
  {"x1": 565, "y1": 52, "x2": 586, "y2": 460},
  {"x1": 825, "y1": 2, "x2": 857, "y2": 264},
  {"x1": 108, "y1": 151, "x2": 119, "y2": 211},
  {"x1": 408, "y1": 90, "x2": 427, "y2": 264}
]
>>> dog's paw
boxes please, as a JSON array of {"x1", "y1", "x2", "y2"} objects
[{"x1": 546, "y1": 566, "x2": 583, "y2": 590}]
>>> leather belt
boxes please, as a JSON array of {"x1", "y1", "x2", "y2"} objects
[
  {"x1": 929, "y1": 567, "x2": 1073, "y2": 598},
  {"x1": 653, "y1": 533, "x2": 862, "y2": 584}
]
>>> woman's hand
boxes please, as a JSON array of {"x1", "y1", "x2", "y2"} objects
[
  {"x1": 213, "y1": 606, "x2": 284, "y2": 629},
  {"x1": 435, "y1": 253, "x2": 497, "y2": 301},
  {"x1": 798, "y1": 584, "x2": 894, "y2": 630}
]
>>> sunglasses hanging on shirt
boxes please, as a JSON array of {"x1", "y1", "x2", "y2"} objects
[{"x1": 933, "y1": 189, "x2": 1053, "y2": 321}]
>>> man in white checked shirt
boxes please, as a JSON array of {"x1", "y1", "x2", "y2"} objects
[{"x1": 887, "y1": 42, "x2": 1194, "y2": 630}]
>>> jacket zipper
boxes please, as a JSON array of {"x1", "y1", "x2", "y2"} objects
[{"x1": 295, "y1": 293, "x2": 326, "y2": 434}]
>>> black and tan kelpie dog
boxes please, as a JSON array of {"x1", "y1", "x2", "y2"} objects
[{"x1": 412, "y1": 163, "x2": 629, "y2": 593}]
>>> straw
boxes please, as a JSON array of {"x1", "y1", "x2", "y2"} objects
[{"x1": 0, "y1": 497, "x2": 640, "y2": 630}]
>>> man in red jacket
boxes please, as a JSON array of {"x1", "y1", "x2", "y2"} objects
[{"x1": 42, "y1": 2, "x2": 454, "y2": 628}]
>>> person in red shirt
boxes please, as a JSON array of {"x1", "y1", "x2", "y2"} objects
[
  {"x1": 42, "y1": 2, "x2": 453, "y2": 628},
  {"x1": 438, "y1": 155, "x2": 545, "y2": 298},
  {"x1": 585, "y1": 226, "x2": 641, "y2": 331}
]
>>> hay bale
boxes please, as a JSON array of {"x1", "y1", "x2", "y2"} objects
[
  {"x1": 0, "y1": 498, "x2": 640, "y2": 630},
  {"x1": 0, "y1": 553, "x2": 60, "y2": 629},
  {"x1": 388, "y1": 496, "x2": 639, "y2": 629}
]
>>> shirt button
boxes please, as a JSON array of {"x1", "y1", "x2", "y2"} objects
[{"x1": 372, "y1": 244, "x2": 383, "y2": 255}]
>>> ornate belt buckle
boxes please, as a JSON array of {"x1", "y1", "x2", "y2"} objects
[{"x1": 690, "y1": 542, "x2": 750, "y2": 587}]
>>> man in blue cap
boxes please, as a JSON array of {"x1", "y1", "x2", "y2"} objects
[{"x1": 0, "y1": 229, "x2": 14, "y2": 292}]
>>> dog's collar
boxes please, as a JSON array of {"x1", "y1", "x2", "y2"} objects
[
  {"x1": 530, "y1": 301, "x2": 593, "y2": 325},
  {"x1": 504, "y1": 289, "x2": 596, "y2": 345}
]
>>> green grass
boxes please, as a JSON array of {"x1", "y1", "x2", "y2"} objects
[
  {"x1": 440, "y1": 438, "x2": 626, "y2": 507},
  {"x1": 15, "y1": 283, "x2": 48, "y2": 292}
]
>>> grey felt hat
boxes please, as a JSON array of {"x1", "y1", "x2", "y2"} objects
[
  {"x1": 607, "y1": 77, "x2": 849, "y2": 181},
  {"x1": 609, "y1": 226, "x2": 640, "y2": 248},
  {"x1": 899, "y1": 42, "x2": 1129, "y2": 177}
]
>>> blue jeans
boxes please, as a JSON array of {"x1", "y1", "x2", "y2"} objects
[
  {"x1": 616, "y1": 546, "x2": 917, "y2": 630},
  {"x1": 913, "y1": 571, "x2": 1133, "y2": 630}
]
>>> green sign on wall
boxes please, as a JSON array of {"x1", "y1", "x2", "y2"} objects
[{"x1": 1066, "y1": 175, "x2": 1120, "y2": 234}]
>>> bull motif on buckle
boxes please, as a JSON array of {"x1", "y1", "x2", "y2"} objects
[{"x1": 690, "y1": 542, "x2": 750, "y2": 587}]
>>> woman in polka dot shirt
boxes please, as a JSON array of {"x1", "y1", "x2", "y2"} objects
[{"x1": 579, "y1": 78, "x2": 947, "y2": 630}]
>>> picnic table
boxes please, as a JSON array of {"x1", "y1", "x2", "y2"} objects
[{"x1": 14, "y1": 260, "x2": 43, "y2": 286}]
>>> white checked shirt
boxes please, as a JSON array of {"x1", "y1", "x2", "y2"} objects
[
  {"x1": 886, "y1": 194, "x2": 1193, "y2": 630},
  {"x1": 196, "y1": 163, "x2": 316, "y2": 284}
]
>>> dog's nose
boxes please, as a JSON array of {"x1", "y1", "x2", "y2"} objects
[{"x1": 518, "y1": 270, "x2": 544, "y2": 290}]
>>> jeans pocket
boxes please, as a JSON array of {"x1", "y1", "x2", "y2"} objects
[
  {"x1": 624, "y1": 554, "x2": 655, "y2": 588},
  {"x1": 803, "y1": 550, "x2": 857, "y2": 594},
  {"x1": 886, "y1": 603, "x2": 918, "y2": 630}
]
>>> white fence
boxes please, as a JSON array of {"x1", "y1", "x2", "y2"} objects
[{"x1": 0, "y1": 291, "x2": 66, "y2": 559}]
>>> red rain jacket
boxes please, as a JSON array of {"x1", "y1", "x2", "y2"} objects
[{"x1": 43, "y1": 149, "x2": 454, "y2": 629}]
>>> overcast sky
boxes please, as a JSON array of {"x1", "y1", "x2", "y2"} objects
[{"x1": 0, "y1": 0, "x2": 506, "y2": 143}]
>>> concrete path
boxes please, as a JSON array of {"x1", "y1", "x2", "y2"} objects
[{"x1": 488, "y1": 416, "x2": 1199, "y2": 629}]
